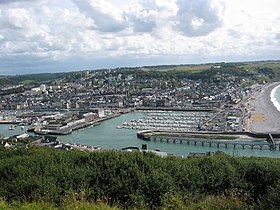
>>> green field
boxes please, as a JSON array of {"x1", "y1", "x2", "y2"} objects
[
  {"x1": 19, "y1": 80, "x2": 35, "y2": 85},
  {"x1": 157, "y1": 64, "x2": 213, "y2": 72},
  {"x1": 241, "y1": 62, "x2": 280, "y2": 70}
]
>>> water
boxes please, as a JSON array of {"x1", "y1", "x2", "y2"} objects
[
  {"x1": 271, "y1": 85, "x2": 280, "y2": 112},
  {"x1": 0, "y1": 124, "x2": 28, "y2": 137},
  {"x1": 2, "y1": 111, "x2": 280, "y2": 158}
]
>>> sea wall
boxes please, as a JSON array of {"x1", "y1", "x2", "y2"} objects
[{"x1": 137, "y1": 130, "x2": 280, "y2": 140}]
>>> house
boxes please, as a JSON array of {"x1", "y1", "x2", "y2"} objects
[
  {"x1": 16, "y1": 133, "x2": 29, "y2": 140},
  {"x1": 44, "y1": 136, "x2": 58, "y2": 143},
  {"x1": 0, "y1": 141, "x2": 10, "y2": 148},
  {"x1": 29, "y1": 135, "x2": 44, "y2": 144},
  {"x1": 121, "y1": 144, "x2": 168, "y2": 158}
]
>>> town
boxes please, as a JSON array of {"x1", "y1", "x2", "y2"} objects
[
  {"x1": 0, "y1": 64, "x2": 258, "y2": 111},
  {"x1": 0, "y1": 61, "x2": 279, "y2": 150}
]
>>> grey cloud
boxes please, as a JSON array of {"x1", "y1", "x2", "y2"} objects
[
  {"x1": 71, "y1": 0, "x2": 127, "y2": 32},
  {"x1": 0, "y1": 0, "x2": 39, "y2": 4},
  {"x1": 132, "y1": 18, "x2": 156, "y2": 32},
  {"x1": 126, "y1": 0, "x2": 178, "y2": 33},
  {"x1": 227, "y1": 29, "x2": 242, "y2": 38},
  {"x1": 126, "y1": 10, "x2": 157, "y2": 33},
  {"x1": 175, "y1": 0, "x2": 225, "y2": 37},
  {"x1": 275, "y1": 33, "x2": 280, "y2": 40},
  {"x1": 126, "y1": 0, "x2": 224, "y2": 36}
]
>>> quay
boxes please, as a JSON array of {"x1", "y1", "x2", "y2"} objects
[
  {"x1": 33, "y1": 113, "x2": 122, "y2": 135},
  {"x1": 136, "y1": 107, "x2": 216, "y2": 112},
  {"x1": 137, "y1": 130, "x2": 280, "y2": 150}
]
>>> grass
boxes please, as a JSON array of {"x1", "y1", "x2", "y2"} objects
[
  {"x1": 0, "y1": 199, "x2": 120, "y2": 210},
  {"x1": 19, "y1": 80, "x2": 35, "y2": 85},
  {"x1": 158, "y1": 64, "x2": 213, "y2": 72},
  {"x1": 0, "y1": 197, "x2": 248, "y2": 210},
  {"x1": 241, "y1": 62, "x2": 280, "y2": 70}
]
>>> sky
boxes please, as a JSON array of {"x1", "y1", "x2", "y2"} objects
[{"x1": 0, "y1": 0, "x2": 279, "y2": 75}]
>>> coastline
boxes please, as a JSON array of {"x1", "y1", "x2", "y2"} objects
[{"x1": 246, "y1": 82, "x2": 280, "y2": 133}]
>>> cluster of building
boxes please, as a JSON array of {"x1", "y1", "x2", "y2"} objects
[
  {"x1": 0, "y1": 134, "x2": 103, "y2": 152},
  {"x1": 0, "y1": 68, "x2": 253, "y2": 112},
  {"x1": 17, "y1": 108, "x2": 114, "y2": 135},
  {"x1": 29, "y1": 111, "x2": 101, "y2": 135}
]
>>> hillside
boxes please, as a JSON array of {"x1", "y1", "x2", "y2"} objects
[
  {"x1": 1, "y1": 60, "x2": 280, "y2": 87},
  {"x1": 0, "y1": 147, "x2": 280, "y2": 209}
]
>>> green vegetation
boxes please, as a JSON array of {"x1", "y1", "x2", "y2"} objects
[
  {"x1": 0, "y1": 199, "x2": 119, "y2": 210},
  {"x1": 1, "y1": 61, "x2": 280, "y2": 91},
  {"x1": 19, "y1": 80, "x2": 35, "y2": 85},
  {"x1": 0, "y1": 147, "x2": 280, "y2": 209},
  {"x1": 0, "y1": 72, "x2": 75, "y2": 87},
  {"x1": 241, "y1": 62, "x2": 280, "y2": 70},
  {"x1": 156, "y1": 64, "x2": 213, "y2": 73},
  {"x1": 120, "y1": 61, "x2": 280, "y2": 89}
]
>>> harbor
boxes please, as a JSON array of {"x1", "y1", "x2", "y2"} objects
[
  {"x1": 0, "y1": 109, "x2": 123, "y2": 135},
  {"x1": 2, "y1": 111, "x2": 280, "y2": 158},
  {"x1": 117, "y1": 110, "x2": 213, "y2": 131}
]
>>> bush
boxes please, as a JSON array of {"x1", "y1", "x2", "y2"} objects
[{"x1": 0, "y1": 147, "x2": 279, "y2": 209}]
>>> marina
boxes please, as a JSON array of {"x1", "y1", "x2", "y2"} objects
[
  {"x1": 1, "y1": 110, "x2": 280, "y2": 158},
  {"x1": 117, "y1": 110, "x2": 213, "y2": 131}
]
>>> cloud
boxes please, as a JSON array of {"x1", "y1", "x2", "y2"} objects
[
  {"x1": 0, "y1": 0, "x2": 279, "y2": 74},
  {"x1": 126, "y1": 8, "x2": 157, "y2": 33},
  {"x1": 174, "y1": 0, "x2": 225, "y2": 36},
  {"x1": 71, "y1": 0, "x2": 127, "y2": 32},
  {"x1": 125, "y1": 0, "x2": 178, "y2": 33},
  {"x1": 138, "y1": 0, "x2": 178, "y2": 18},
  {"x1": 0, "y1": 2, "x2": 102, "y2": 62},
  {"x1": 0, "y1": 0, "x2": 40, "y2": 4},
  {"x1": 0, "y1": 7, "x2": 36, "y2": 30},
  {"x1": 125, "y1": 0, "x2": 225, "y2": 37},
  {"x1": 275, "y1": 33, "x2": 280, "y2": 40}
]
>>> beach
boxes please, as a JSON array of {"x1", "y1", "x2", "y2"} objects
[{"x1": 246, "y1": 82, "x2": 280, "y2": 133}]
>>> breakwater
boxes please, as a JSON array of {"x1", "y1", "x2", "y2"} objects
[{"x1": 137, "y1": 130, "x2": 280, "y2": 150}]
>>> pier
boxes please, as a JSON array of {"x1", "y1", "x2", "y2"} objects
[
  {"x1": 267, "y1": 133, "x2": 277, "y2": 150},
  {"x1": 137, "y1": 130, "x2": 280, "y2": 150}
]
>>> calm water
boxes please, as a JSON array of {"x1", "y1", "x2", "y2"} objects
[{"x1": 2, "y1": 111, "x2": 280, "y2": 158}]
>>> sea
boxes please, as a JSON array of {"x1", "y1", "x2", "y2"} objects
[
  {"x1": 270, "y1": 84, "x2": 280, "y2": 112},
  {"x1": 2, "y1": 111, "x2": 280, "y2": 158}
]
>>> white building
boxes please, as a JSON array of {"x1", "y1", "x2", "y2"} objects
[{"x1": 40, "y1": 84, "x2": 47, "y2": 92}]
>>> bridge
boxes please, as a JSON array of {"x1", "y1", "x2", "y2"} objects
[{"x1": 137, "y1": 130, "x2": 280, "y2": 150}]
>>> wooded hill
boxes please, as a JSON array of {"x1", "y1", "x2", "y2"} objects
[{"x1": 0, "y1": 147, "x2": 280, "y2": 209}]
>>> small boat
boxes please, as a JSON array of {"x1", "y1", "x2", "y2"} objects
[{"x1": 8, "y1": 125, "x2": 15, "y2": 130}]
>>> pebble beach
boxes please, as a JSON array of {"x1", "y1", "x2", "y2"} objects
[{"x1": 247, "y1": 82, "x2": 280, "y2": 133}]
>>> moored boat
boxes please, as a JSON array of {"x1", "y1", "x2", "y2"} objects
[{"x1": 8, "y1": 125, "x2": 15, "y2": 130}]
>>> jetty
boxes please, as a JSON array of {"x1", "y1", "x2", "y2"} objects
[{"x1": 137, "y1": 130, "x2": 280, "y2": 150}]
